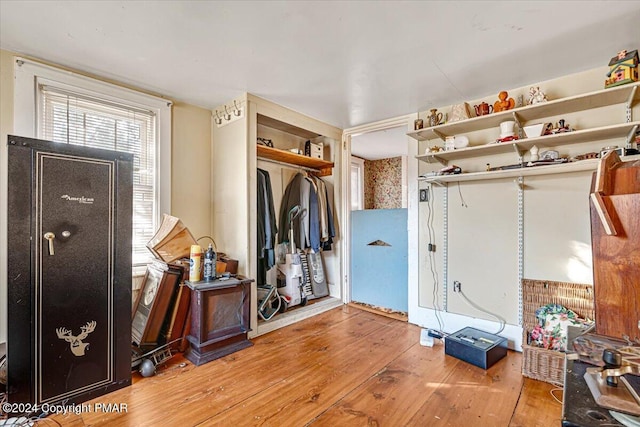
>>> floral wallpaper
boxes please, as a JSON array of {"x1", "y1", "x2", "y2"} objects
[{"x1": 364, "y1": 157, "x2": 402, "y2": 209}]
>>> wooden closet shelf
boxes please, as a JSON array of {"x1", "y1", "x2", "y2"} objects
[{"x1": 257, "y1": 145, "x2": 334, "y2": 176}]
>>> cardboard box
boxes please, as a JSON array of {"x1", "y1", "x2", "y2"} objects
[
  {"x1": 305, "y1": 141, "x2": 323, "y2": 159},
  {"x1": 146, "y1": 214, "x2": 197, "y2": 263}
]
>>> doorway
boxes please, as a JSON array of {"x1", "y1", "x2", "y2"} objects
[{"x1": 342, "y1": 117, "x2": 416, "y2": 316}]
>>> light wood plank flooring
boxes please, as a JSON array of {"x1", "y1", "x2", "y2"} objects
[{"x1": 51, "y1": 305, "x2": 562, "y2": 426}]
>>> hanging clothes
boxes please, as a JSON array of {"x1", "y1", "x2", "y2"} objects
[
  {"x1": 257, "y1": 168, "x2": 277, "y2": 285},
  {"x1": 307, "y1": 176, "x2": 320, "y2": 252},
  {"x1": 278, "y1": 173, "x2": 307, "y2": 250},
  {"x1": 278, "y1": 172, "x2": 337, "y2": 252},
  {"x1": 321, "y1": 178, "x2": 336, "y2": 251},
  {"x1": 311, "y1": 176, "x2": 328, "y2": 242},
  {"x1": 300, "y1": 175, "x2": 311, "y2": 249}
]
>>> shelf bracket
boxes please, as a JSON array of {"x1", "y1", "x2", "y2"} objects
[
  {"x1": 411, "y1": 129, "x2": 430, "y2": 142},
  {"x1": 514, "y1": 177, "x2": 524, "y2": 190},
  {"x1": 431, "y1": 129, "x2": 447, "y2": 142},
  {"x1": 626, "y1": 124, "x2": 639, "y2": 147},
  {"x1": 432, "y1": 155, "x2": 448, "y2": 166},
  {"x1": 511, "y1": 111, "x2": 523, "y2": 129},
  {"x1": 512, "y1": 143, "x2": 525, "y2": 159},
  {"x1": 421, "y1": 154, "x2": 443, "y2": 165},
  {"x1": 626, "y1": 85, "x2": 637, "y2": 123}
]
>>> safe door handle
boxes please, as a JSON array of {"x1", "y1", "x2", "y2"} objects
[{"x1": 44, "y1": 232, "x2": 55, "y2": 255}]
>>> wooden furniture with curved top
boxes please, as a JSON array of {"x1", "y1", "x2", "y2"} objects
[{"x1": 590, "y1": 151, "x2": 640, "y2": 340}]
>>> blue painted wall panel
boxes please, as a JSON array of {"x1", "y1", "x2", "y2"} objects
[{"x1": 351, "y1": 209, "x2": 408, "y2": 312}]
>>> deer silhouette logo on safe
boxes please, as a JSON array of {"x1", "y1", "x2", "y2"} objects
[{"x1": 56, "y1": 321, "x2": 97, "y2": 356}]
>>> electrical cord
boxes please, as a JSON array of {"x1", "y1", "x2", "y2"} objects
[
  {"x1": 457, "y1": 182, "x2": 468, "y2": 208},
  {"x1": 426, "y1": 184, "x2": 445, "y2": 333},
  {"x1": 196, "y1": 236, "x2": 217, "y2": 252},
  {"x1": 457, "y1": 287, "x2": 507, "y2": 335},
  {"x1": 550, "y1": 388, "x2": 563, "y2": 405}
]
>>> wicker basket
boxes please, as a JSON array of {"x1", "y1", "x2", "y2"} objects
[{"x1": 521, "y1": 278, "x2": 595, "y2": 386}]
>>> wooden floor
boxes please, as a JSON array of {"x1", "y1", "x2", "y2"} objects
[{"x1": 51, "y1": 305, "x2": 562, "y2": 426}]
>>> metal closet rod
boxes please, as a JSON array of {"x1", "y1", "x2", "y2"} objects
[{"x1": 257, "y1": 157, "x2": 319, "y2": 174}]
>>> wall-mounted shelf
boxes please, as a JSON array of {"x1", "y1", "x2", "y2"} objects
[
  {"x1": 418, "y1": 154, "x2": 640, "y2": 184},
  {"x1": 416, "y1": 121, "x2": 640, "y2": 165},
  {"x1": 408, "y1": 82, "x2": 640, "y2": 142},
  {"x1": 257, "y1": 144, "x2": 334, "y2": 176}
]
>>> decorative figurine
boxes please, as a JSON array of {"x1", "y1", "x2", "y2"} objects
[
  {"x1": 543, "y1": 123, "x2": 554, "y2": 135},
  {"x1": 427, "y1": 109, "x2": 444, "y2": 127},
  {"x1": 493, "y1": 91, "x2": 515, "y2": 112},
  {"x1": 414, "y1": 118, "x2": 424, "y2": 130},
  {"x1": 555, "y1": 119, "x2": 573, "y2": 133},
  {"x1": 605, "y1": 49, "x2": 639, "y2": 88},
  {"x1": 528, "y1": 87, "x2": 548, "y2": 105},
  {"x1": 542, "y1": 119, "x2": 574, "y2": 135},
  {"x1": 530, "y1": 145, "x2": 539, "y2": 161}
]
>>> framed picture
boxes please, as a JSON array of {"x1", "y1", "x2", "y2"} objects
[{"x1": 131, "y1": 261, "x2": 183, "y2": 349}]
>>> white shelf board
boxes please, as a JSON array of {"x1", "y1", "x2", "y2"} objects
[
  {"x1": 416, "y1": 121, "x2": 640, "y2": 165},
  {"x1": 408, "y1": 82, "x2": 640, "y2": 142},
  {"x1": 418, "y1": 154, "x2": 640, "y2": 184}
]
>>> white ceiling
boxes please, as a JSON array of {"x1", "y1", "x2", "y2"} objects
[
  {"x1": 351, "y1": 126, "x2": 408, "y2": 160},
  {"x1": 1, "y1": 1, "x2": 639, "y2": 130}
]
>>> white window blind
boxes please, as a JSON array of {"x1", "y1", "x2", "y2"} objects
[{"x1": 39, "y1": 85, "x2": 157, "y2": 266}]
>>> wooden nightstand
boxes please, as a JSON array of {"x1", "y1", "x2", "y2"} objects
[{"x1": 184, "y1": 276, "x2": 253, "y2": 366}]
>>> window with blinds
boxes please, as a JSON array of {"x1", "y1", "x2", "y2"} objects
[{"x1": 39, "y1": 85, "x2": 157, "y2": 266}]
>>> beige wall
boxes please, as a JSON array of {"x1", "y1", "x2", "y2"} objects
[
  {"x1": 211, "y1": 103, "x2": 249, "y2": 270},
  {"x1": 0, "y1": 50, "x2": 13, "y2": 143},
  {"x1": 0, "y1": 49, "x2": 212, "y2": 343},
  {"x1": 0, "y1": 50, "x2": 14, "y2": 343},
  {"x1": 171, "y1": 102, "x2": 212, "y2": 241}
]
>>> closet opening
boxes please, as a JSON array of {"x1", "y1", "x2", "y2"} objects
[{"x1": 255, "y1": 113, "x2": 342, "y2": 335}]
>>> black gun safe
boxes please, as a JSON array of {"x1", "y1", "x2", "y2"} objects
[{"x1": 6, "y1": 135, "x2": 133, "y2": 410}]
